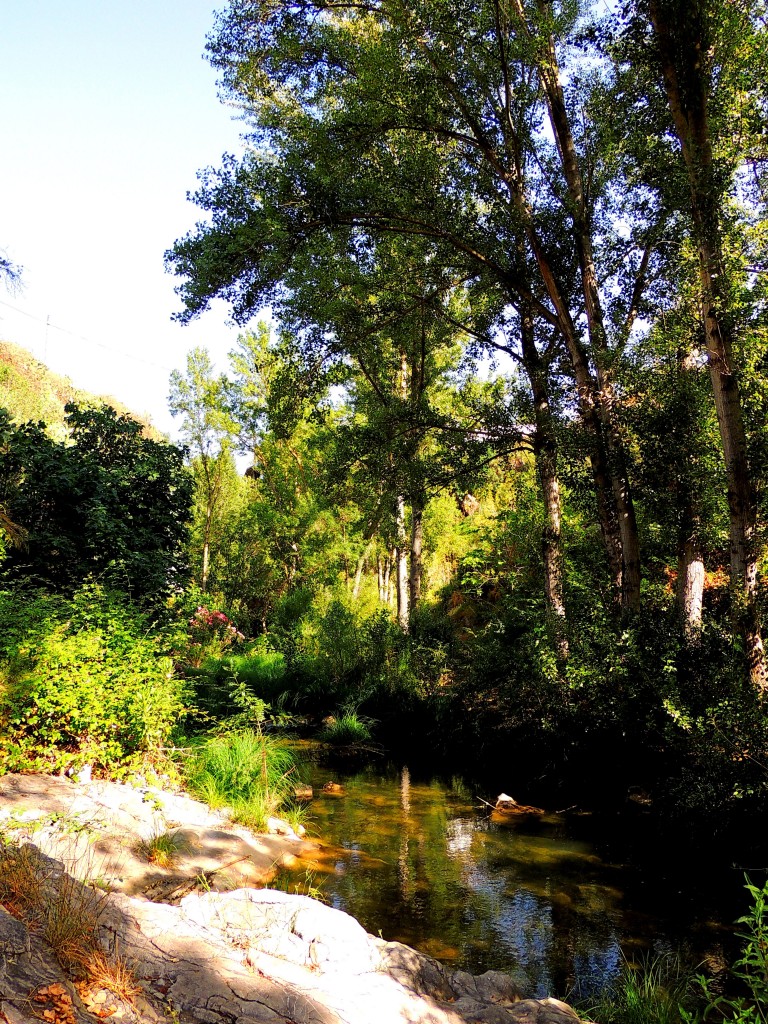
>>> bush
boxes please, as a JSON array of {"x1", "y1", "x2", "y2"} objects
[
  {"x1": 185, "y1": 604, "x2": 245, "y2": 667},
  {"x1": 0, "y1": 585, "x2": 189, "y2": 775},
  {"x1": 690, "y1": 877, "x2": 768, "y2": 1024}
]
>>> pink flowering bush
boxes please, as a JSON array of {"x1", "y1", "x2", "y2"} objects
[{"x1": 187, "y1": 606, "x2": 245, "y2": 666}]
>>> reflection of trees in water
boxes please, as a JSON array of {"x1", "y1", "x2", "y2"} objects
[
  {"x1": 398, "y1": 766, "x2": 413, "y2": 903},
  {"x1": 305, "y1": 762, "x2": 627, "y2": 995},
  {"x1": 547, "y1": 881, "x2": 622, "y2": 1001}
]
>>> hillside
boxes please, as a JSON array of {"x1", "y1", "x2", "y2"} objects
[{"x1": 0, "y1": 339, "x2": 162, "y2": 439}]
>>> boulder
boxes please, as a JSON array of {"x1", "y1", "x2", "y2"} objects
[{"x1": 92, "y1": 885, "x2": 591, "y2": 1024}]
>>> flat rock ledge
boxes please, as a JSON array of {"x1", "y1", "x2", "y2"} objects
[{"x1": 3, "y1": 880, "x2": 588, "y2": 1024}]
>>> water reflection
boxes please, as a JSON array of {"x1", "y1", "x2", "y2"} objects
[{"x1": 281, "y1": 759, "x2": 727, "y2": 999}]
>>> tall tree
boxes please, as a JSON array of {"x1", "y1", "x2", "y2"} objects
[
  {"x1": 628, "y1": 0, "x2": 768, "y2": 687},
  {"x1": 168, "y1": 0, "x2": 665, "y2": 615},
  {"x1": 169, "y1": 348, "x2": 235, "y2": 591},
  {"x1": 270, "y1": 232, "x2": 515, "y2": 624}
]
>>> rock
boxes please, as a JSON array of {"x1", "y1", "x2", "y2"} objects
[
  {"x1": 0, "y1": 906, "x2": 91, "y2": 1024},
  {"x1": 321, "y1": 782, "x2": 345, "y2": 796},
  {"x1": 494, "y1": 794, "x2": 545, "y2": 816},
  {"x1": 0, "y1": 773, "x2": 298, "y2": 896},
  {"x1": 265, "y1": 816, "x2": 304, "y2": 840},
  {"x1": 294, "y1": 785, "x2": 314, "y2": 800},
  {"x1": 92, "y1": 886, "x2": 590, "y2": 1024}
]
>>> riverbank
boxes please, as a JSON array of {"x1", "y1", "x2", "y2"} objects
[{"x1": 0, "y1": 772, "x2": 591, "y2": 1024}]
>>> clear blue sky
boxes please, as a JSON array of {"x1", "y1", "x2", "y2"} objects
[{"x1": 0, "y1": 1, "x2": 250, "y2": 434}]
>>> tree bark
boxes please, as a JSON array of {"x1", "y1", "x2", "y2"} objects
[
  {"x1": 201, "y1": 530, "x2": 211, "y2": 592},
  {"x1": 409, "y1": 498, "x2": 424, "y2": 613},
  {"x1": 519, "y1": 311, "x2": 568, "y2": 661},
  {"x1": 501, "y1": 0, "x2": 641, "y2": 612},
  {"x1": 649, "y1": 0, "x2": 766, "y2": 691},
  {"x1": 352, "y1": 539, "x2": 374, "y2": 601},
  {"x1": 675, "y1": 351, "x2": 706, "y2": 639},
  {"x1": 534, "y1": 12, "x2": 641, "y2": 612},
  {"x1": 378, "y1": 553, "x2": 394, "y2": 605},
  {"x1": 395, "y1": 494, "x2": 409, "y2": 630},
  {"x1": 677, "y1": 536, "x2": 705, "y2": 637}
]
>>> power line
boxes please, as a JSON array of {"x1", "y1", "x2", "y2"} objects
[{"x1": 0, "y1": 298, "x2": 176, "y2": 374}]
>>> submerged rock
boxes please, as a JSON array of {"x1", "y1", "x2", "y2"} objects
[{"x1": 321, "y1": 781, "x2": 345, "y2": 795}]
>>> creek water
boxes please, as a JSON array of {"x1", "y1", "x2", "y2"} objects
[{"x1": 283, "y1": 752, "x2": 744, "y2": 1000}]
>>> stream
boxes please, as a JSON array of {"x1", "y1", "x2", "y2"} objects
[{"x1": 282, "y1": 752, "x2": 745, "y2": 1000}]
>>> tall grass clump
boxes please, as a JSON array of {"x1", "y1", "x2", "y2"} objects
[
  {"x1": 0, "y1": 839, "x2": 137, "y2": 998},
  {"x1": 317, "y1": 706, "x2": 374, "y2": 746},
  {"x1": 185, "y1": 729, "x2": 300, "y2": 830},
  {"x1": 579, "y1": 951, "x2": 697, "y2": 1024}
]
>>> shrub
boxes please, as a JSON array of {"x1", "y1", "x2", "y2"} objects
[
  {"x1": 690, "y1": 877, "x2": 768, "y2": 1024},
  {"x1": 0, "y1": 585, "x2": 189, "y2": 775},
  {"x1": 185, "y1": 641, "x2": 288, "y2": 726},
  {"x1": 185, "y1": 605, "x2": 245, "y2": 667}
]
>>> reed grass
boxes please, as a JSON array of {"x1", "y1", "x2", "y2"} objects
[{"x1": 185, "y1": 728, "x2": 300, "y2": 830}]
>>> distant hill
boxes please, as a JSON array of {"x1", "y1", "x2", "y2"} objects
[{"x1": 0, "y1": 340, "x2": 163, "y2": 440}]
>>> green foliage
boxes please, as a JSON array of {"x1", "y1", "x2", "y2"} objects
[
  {"x1": 317, "y1": 706, "x2": 374, "y2": 746},
  {"x1": 178, "y1": 606, "x2": 289, "y2": 727},
  {"x1": 0, "y1": 585, "x2": 188, "y2": 775},
  {"x1": 271, "y1": 595, "x2": 420, "y2": 711},
  {"x1": 184, "y1": 729, "x2": 300, "y2": 830},
  {"x1": 688, "y1": 878, "x2": 768, "y2": 1024},
  {"x1": 0, "y1": 403, "x2": 192, "y2": 602},
  {"x1": 579, "y1": 952, "x2": 698, "y2": 1024},
  {"x1": 157, "y1": 0, "x2": 768, "y2": 841}
]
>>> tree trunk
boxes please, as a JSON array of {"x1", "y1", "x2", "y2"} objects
[
  {"x1": 395, "y1": 494, "x2": 409, "y2": 630},
  {"x1": 378, "y1": 553, "x2": 393, "y2": 605},
  {"x1": 352, "y1": 540, "x2": 374, "y2": 601},
  {"x1": 649, "y1": 0, "x2": 766, "y2": 691},
  {"x1": 503, "y1": 0, "x2": 641, "y2": 612},
  {"x1": 519, "y1": 311, "x2": 568, "y2": 662},
  {"x1": 535, "y1": 16, "x2": 641, "y2": 613},
  {"x1": 677, "y1": 536, "x2": 705, "y2": 637},
  {"x1": 201, "y1": 505, "x2": 212, "y2": 592},
  {"x1": 675, "y1": 351, "x2": 706, "y2": 639},
  {"x1": 409, "y1": 499, "x2": 424, "y2": 613}
]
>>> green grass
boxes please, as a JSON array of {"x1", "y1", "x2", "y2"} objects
[
  {"x1": 138, "y1": 828, "x2": 188, "y2": 867},
  {"x1": 317, "y1": 708, "x2": 373, "y2": 745},
  {"x1": 578, "y1": 952, "x2": 697, "y2": 1024},
  {"x1": 226, "y1": 649, "x2": 286, "y2": 689},
  {"x1": 184, "y1": 729, "x2": 300, "y2": 831}
]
